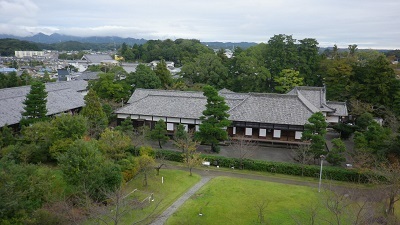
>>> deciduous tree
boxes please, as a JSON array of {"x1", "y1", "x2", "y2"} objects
[
  {"x1": 137, "y1": 151, "x2": 155, "y2": 187},
  {"x1": 98, "y1": 128, "x2": 132, "y2": 161},
  {"x1": 274, "y1": 69, "x2": 303, "y2": 93},
  {"x1": 181, "y1": 53, "x2": 228, "y2": 88},
  {"x1": 57, "y1": 140, "x2": 122, "y2": 201},
  {"x1": 130, "y1": 64, "x2": 161, "y2": 89}
]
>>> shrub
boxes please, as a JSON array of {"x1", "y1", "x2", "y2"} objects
[{"x1": 157, "y1": 150, "x2": 370, "y2": 183}]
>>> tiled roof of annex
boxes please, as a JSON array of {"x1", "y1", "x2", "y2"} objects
[
  {"x1": 287, "y1": 86, "x2": 335, "y2": 112},
  {"x1": 0, "y1": 80, "x2": 87, "y2": 127}
]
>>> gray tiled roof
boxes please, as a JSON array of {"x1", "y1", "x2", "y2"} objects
[
  {"x1": 0, "y1": 80, "x2": 87, "y2": 100},
  {"x1": 326, "y1": 101, "x2": 348, "y2": 116},
  {"x1": 127, "y1": 89, "x2": 205, "y2": 104},
  {"x1": 118, "y1": 86, "x2": 348, "y2": 126},
  {"x1": 228, "y1": 94, "x2": 314, "y2": 125},
  {"x1": 76, "y1": 72, "x2": 100, "y2": 80},
  {"x1": 82, "y1": 54, "x2": 113, "y2": 64},
  {"x1": 117, "y1": 95, "x2": 206, "y2": 119},
  {"x1": 57, "y1": 69, "x2": 69, "y2": 76},
  {"x1": 45, "y1": 80, "x2": 88, "y2": 92},
  {"x1": 118, "y1": 89, "x2": 315, "y2": 125},
  {"x1": 0, "y1": 88, "x2": 85, "y2": 127},
  {"x1": 288, "y1": 86, "x2": 334, "y2": 112}
]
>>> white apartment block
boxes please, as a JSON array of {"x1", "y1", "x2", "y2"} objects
[{"x1": 15, "y1": 51, "x2": 45, "y2": 58}]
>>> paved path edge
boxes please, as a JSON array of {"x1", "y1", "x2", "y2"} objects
[{"x1": 150, "y1": 176, "x2": 211, "y2": 225}]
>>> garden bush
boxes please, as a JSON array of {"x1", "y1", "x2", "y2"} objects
[{"x1": 157, "y1": 150, "x2": 370, "y2": 183}]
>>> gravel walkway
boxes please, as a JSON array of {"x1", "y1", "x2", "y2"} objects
[{"x1": 150, "y1": 176, "x2": 212, "y2": 225}]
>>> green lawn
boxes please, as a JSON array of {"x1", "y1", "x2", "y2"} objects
[
  {"x1": 114, "y1": 169, "x2": 201, "y2": 225},
  {"x1": 166, "y1": 176, "x2": 383, "y2": 225}
]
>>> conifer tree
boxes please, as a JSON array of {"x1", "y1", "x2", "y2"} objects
[
  {"x1": 20, "y1": 81, "x2": 48, "y2": 126},
  {"x1": 81, "y1": 89, "x2": 108, "y2": 138},
  {"x1": 148, "y1": 119, "x2": 169, "y2": 149},
  {"x1": 301, "y1": 112, "x2": 328, "y2": 160},
  {"x1": 195, "y1": 85, "x2": 231, "y2": 153},
  {"x1": 154, "y1": 59, "x2": 173, "y2": 88}
]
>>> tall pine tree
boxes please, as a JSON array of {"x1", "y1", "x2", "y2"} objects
[
  {"x1": 195, "y1": 85, "x2": 231, "y2": 152},
  {"x1": 20, "y1": 81, "x2": 48, "y2": 126}
]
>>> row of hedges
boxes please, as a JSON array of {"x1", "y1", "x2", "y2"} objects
[{"x1": 156, "y1": 150, "x2": 371, "y2": 183}]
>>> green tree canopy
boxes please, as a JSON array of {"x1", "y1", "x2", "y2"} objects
[
  {"x1": 326, "y1": 138, "x2": 346, "y2": 166},
  {"x1": 265, "y1": 34, "x2": 297, "y2": 78},
  {"x1": 297, "y1": 38, "x2": 320, "y2": 86},
  {"x1": 51, "y1": 114, "x2": 88, "y2": 140},
  {"x1": 57, "y1": 140, "x2": 122, "y2": 201},
  {"x1": 181, "y1": 53, "x2": 228, "y2": 89},
  {"x1": 229, "y1": 52, "x2": 270, "y2": 92},
  {"x1": 154, "y1": 59, "x2": 173, "y2": 88},
  {"x1": 320, "y1": 58, "x2": 353, "y2": 101},
  {"x1": 91, "y1": 73, "x2": 131, "y2": 101},
  {"x1": 130, "y1": 64, "x2": 161, "y2": 89},
  {"x1": 274, "y1": 69, "x2": 304, "y2": 93},
  {"x1": 98, "y1": 128, "x2": 132, "y2": 160}
]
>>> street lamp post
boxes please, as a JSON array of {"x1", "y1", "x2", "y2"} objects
[{"x1": 318, "y1": 155, "x2": 325, "y2": 192}]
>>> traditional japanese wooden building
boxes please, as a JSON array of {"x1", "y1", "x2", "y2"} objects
[{"x1": 115, "y1": 86, "x2": 347, "y2": 144}]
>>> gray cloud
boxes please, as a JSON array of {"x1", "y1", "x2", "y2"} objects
[{"x1": 0, "y1": 0, "x2": 399, "y2": 48}]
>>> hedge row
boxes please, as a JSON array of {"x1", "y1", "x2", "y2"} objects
[{"x1": 156, "y1": 149, "x2": 370, "y2": 183}]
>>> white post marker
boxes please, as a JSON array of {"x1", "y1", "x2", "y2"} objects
[
  {"x1": 162, "y1": 176, "x2": 164, "y2": 184},
  {"x1": 318, "y1": 155, "x2": 325, "y2": 192}
]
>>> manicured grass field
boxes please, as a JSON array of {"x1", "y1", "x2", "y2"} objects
[
  {"x1": 117, "y1": 169, "x2": 201, "y2": 224},
  {"x1": 166, "y1": 176, "x2": 378, "y2": 225}
]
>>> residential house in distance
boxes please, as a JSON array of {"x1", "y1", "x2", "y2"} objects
[
  {"x1": 148, "y1": 60, "x2": 182, "y2": 77},
  {"x1": 75, "y1": 71, "x2": 101, "y2": 81},
  {"x1": 0, "y1": 80, "x2": 88, "y2": 129},
  {"x1": 121, "y1": 62, "x2": 139, "y2": 73},
  {"x1": 114, "y1": 86, "x2": 348, "y2": 144},
  {"x1": 81, "y1": 54, "x2": 116, "y2": 66},
  {"x1": 0, "y1": 67, "x2": 17, "y2": 73},
  {"x1": 57, "y1": 69, "x2": 70, "y2": 81}
]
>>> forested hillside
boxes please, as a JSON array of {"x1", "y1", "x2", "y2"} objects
[{"x1": 0, "y1": 38, "x2": 40, "y2": 56}]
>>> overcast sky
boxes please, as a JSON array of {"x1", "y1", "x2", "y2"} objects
[{"x1": 0, "y1": 0, "x2": 399, "y2": 49}]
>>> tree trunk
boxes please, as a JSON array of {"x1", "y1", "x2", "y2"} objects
[
  {"x1": 158, "y1": 140, "x2": 162, "y2": 149},
  {"x1": 156, "y1": 168, "x2": 160, "y2": 176},
  {"x1": 156, "y1": 164, "x2": 165, "y2": 176},
  {"x1": 143, "y1": 172, "x2": 148, "y2": 186},
  {"x1": 388, "y1": 196, "x2": 395, "y2": 215},
  {"x1": 189, "y1": 167, "x2": 192, "y2": 176}
]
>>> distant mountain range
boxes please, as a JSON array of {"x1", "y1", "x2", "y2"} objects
[
  {"x1": 0, "y1": 33, "x2": 257, "y2": 49},
  {"x1": 0, "y1": 33, "x2": 147, "y2": 45}
]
